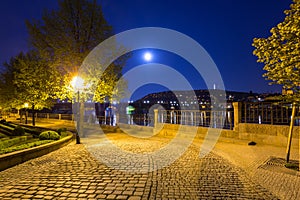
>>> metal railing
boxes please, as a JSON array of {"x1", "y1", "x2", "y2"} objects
[
  {"x1": 28, "y1": 113, "x2": 74, "y2": 121},
  {"x1": 157, "y1": 109, "x2": 234, "y2": 130},
  {"x1": 118, "y1": 113, "x2": 154, "y2": 126},
  {"x1": 21, "y1": 109, "x2": 234, "y2": 129},
  {"x1": 8, "y1": 101, "x2": 300, "y2": 129},
  {"x1": 241, "y1": 102, "x2": 300, "y2": 125}
]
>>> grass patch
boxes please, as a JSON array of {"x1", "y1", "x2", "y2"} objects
[
  {"x1": 0, "y1": 123, "x2": 71, "y2": 155},
  {"x1": 0, "y1": 132, "x2": 8, "y2": 139},
  {"x1": 0, "y1": 123, "x2": 14, "y2": 132},
  {"x1": 60, "y1": 131, "x2": 72, "y2": 138},
  {"x1": 0, "y1": 139, "x2": 53, "y2": 155},
  {"x1": 0, "y1": 136, "x2": 28, "y2": 149},
  {"x1": 1, "y1": 122, "x2": 41, "y2": 137}
]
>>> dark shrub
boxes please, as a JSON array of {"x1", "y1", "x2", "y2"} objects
[
  {"x1": 60, "y1": 131, "x2": 68, "y2": 138},
  {"x1": 285, "y1": 163, "x2": 299, "y2": 171},
  {"x1": 39, "y1": 131, "x2": 60, "y2": 140},
  {"x1": 12, "y1": 126, "x2": 25, "y2": 136},
  {"x1": 22, "y1": 127, "x2": 40, "y2": 136},
  {"x1": 3, "y1": 122, "x2": 14, "y2": 127},
  {"x1": 57, "y1": 128, "x2": 67, "y2": 135},
  {"x1": 0, "y1": 120, "x2": 11, "y2": 127},
  {"x1": 26, "y1": 129, "x2": 40, "y2": 137}
]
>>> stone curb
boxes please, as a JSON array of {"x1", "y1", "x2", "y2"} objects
[{"x1": 0, "y1": 133, "x2": 74, "y2": 171}]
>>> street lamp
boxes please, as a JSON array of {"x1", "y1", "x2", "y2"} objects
[
  {"x1": 24, "y1": 103, "x2": 29, "y2": 124},
  {"x1": 71, "y1": 76, "x2": 85, "y2": 144}
]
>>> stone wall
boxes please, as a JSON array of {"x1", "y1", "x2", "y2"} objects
[
  {"x1": 154, "y1": 122, "x2": 299, "y2": 148},
  {"x1": 238, "y1": 123, "x2": 299, "y2": 147},
  {"x1": 155, "y1": 123, "x2": 239, "y2": 140}
]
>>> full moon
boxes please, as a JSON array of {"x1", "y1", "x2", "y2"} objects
[{"x1": 144, "y1": 52, "x2": 152, "y2": 61}]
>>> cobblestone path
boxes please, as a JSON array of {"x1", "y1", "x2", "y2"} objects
[{"x1": 0, "y1": 133, "x2": 278, "y2": 199}]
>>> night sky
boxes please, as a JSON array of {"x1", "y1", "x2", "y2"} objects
[{"x1": 0, "y1": 0, "x2": 293, "y2": 100}]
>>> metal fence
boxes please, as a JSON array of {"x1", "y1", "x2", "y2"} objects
[
  {"x1": 157, "y1": 109, "x2": 234, "y2": 130},
  {"x1": 24, "y1": 109, "x2": 234, "y2": 129},
  {"x1": 118, "y1": 113, "x2": 154, "y2": 126},
  {"x1": 27, "y1": 113, "x2": 74, "y2": 121},
  {"x1": 20, "y1": 102, "x2": 300, "y2": 129},
  {"x1": 241, "y1": 102, "x2": 300, "y2": 125}
]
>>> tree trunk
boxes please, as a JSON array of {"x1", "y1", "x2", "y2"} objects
[
  {"x1": 32, "y1": 104, "x2": 35, "y2": 126},
  {"x1": 25, "y1": 110, "x2": 28, "y2": 124},
  {"x1": 19, "y1": 110, "x2": 22, "y2": 123},
  {"x1": 286, "y1": 102, "x2": 296, "y2": 163}
]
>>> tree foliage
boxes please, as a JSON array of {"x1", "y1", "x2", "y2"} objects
[
  {"x1": 1, "y1": 51, "x2": 63, "y2": 110},
  {"x1": 26, "y1": 0, "x2": 126, "y2": 102},
  {"x1": 0, "y1": 57, "x2": 19, "y2": 110},
  {"x1": 26, "y1": 0, "x2": 112, "y2": 72},
  {"x1": 0, "y1": 0, "x2": 127, "y2": 113},
  {"x1": 252, "y1": 0, "x2": 300, "y2": 100}
]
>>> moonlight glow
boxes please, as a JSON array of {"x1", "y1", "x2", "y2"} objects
[{"x1": 144, "y1": 52, "x2": 152, "y2": 61}]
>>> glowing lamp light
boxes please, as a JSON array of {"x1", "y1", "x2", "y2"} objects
[
  {"x1": 71, "y1": 76, "x2": 85, "y2": 91},
  {"x1": 144, "y1": 52, "x2": 152, "y2": 61}
]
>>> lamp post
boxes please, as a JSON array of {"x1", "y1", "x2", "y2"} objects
[
  {"x1": 71, "y1": 76, "x2": 85, "y2": 144},
  {"x1": 24, "y1": 103, "x2": 29, "y2": 124}
]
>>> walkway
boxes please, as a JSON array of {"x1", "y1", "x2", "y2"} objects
[{"x1": 0, "y1": 119, "x2": 299, "y2": 199}]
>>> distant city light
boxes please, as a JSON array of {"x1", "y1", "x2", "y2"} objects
[{"x1": 143, "y1": 52, "x2": 152, "y2": 61}]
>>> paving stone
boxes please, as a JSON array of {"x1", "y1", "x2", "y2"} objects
[
  {"x1": 0, "y1": 131, "x2": 290, "y2": 199},
  {"x1": 128, "y1": 196, "x2": 142, "y2": 200},
  {"x1": 32, "y1": 194, "x2": 44, "y2": 199},
  {"x1": 20, "y1": 194, "x2": 33, "y2": 199},
  {"x1": 87, "y1": 194, "x2": 97, "y2": 198},
  {"x1": 95, "y1": 194, "x2": 107, "y2": 198},
  {"x1": 134, "y1": 191, "x2": 144, "y2": 196},
  {"x1": 122, "y1": 190, "x2": 134, "y2": 196},
  {"x1": 106, "y1": 194, "x2": 117, "y2": 199},
  {"x1": 68, "y1": 193, "x2": 79, "y2": 198},
  {"x1": 11, "y1": 193, "x2": 23, "y2": 198},
  {"x1": 77, "y1": 193, "x2": 88, "y2": 198},
  {"x1": 43, "y1": 195, "x2": 54, "y2": 199},
  {"x1": 25, "y1": 190, "x2": 36, "y2": 195},
  {"x1": 116, "y1": 195, "x2": 128, "y2": 199},
  {"x1": 35, "y1": 191, "x2": 46, "y2": 195}
]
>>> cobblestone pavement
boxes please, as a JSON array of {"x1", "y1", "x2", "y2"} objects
[
  {"x1": 0, "y1": 131, "x2": 278, "y2": 199},
  {"x1": 213, "y1": 141, "x2": 300, "y2": 200}
]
